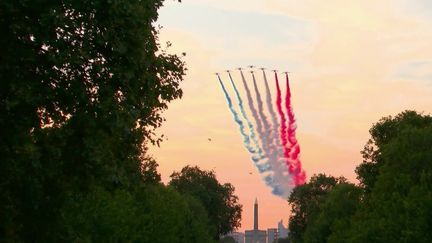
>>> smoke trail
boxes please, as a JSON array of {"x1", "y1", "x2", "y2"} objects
[
  {"x1": 263, "y1": 70, "x2": 282, "y2": 154},
  {"x1": 251, "y1": 72, "x2": 273, "y2": 155},
  {"x1": 239, "y1": 71, "x2": 266, "y2": 156},
  {"x1": 217, "y1": 75, "x2": 255, "y2": 156},
  {"x1": 285, "y1": 73, "x2": 306, "y2": 185},
  {"x1": 274, "y1": 72, "x2": 296, "y2": 195},
  {"x1": 239, "y1": 70, "x2": 272, "y2": 174},
  {"x1": 262, "y1": 70, "x2": 295, "y2": 197},
  {"x1": 227, "y1": 72, "x2": 264, "y2": 162},
  {"x1": 275, "y1": 73, "x2": 288, "y2": 151},
  {"x1": 216, "y1": 69, "x2": 305, "y2": 198},
  {"x1": 250, "y1": 71, "x2": 280, "y2": 187}
]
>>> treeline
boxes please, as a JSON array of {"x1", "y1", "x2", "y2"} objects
[
  {"x1": 56, "y1": 163, "x2": 242, "y2": 242},
  {"x1": 0, "y1": 0, "x2": 241, "y2": 242},
  {"x1": 286, "y1": 111, "x2": 432, "y2": 243}
]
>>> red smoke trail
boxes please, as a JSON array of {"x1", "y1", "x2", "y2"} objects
[
  {"x1": 275, "y1": 73, "x2": 288, "y2": 153},
  {"x1": 285, "y1": 73, "x2": 306, "y2": 185},
  {"x1": 275, "y1": 73, "x2": 295, "y2": 183}
]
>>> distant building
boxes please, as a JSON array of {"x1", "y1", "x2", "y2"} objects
[
  {"x1": 245, "y1": 198, "x2": 267, "y2": 243},
  {"x1": 267, "y1": 228, "x2": 278, "y2": 243},
  {"x1": 278, "y1": 220, "x2": 289, "y2": 239},
  {"x1": 225, "y1": 232, "x2": 245, "y2": 243}
]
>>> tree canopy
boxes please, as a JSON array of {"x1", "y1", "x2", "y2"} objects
[
  {"x1": 169, "y1": 165, "x2": 243, "y2": 240},
  {"x1": 0, "y1": 1, "x2": 227, "y2": 242},
  {"x1": 356, "y1": 110, "x2": 432, "y2": 192},
  {"x1": 286, "y1": 110, "x2": 432, "y2": 243},
  {"x1": 219, "y1": 235, "x2": 237, "y2": 243},
  {"x1": 287, "y1": 174, "x2": 347, "y2": 243},
  {"x1": 304, "y1": 183, "x2": 362, "y2": 243},
  {"x1": 348, "y1": 118, "x2": 432, "y2": 242}
]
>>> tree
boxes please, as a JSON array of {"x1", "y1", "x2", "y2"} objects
[
  {"x1": 355, "y1": 111, "x2": 432, "y2": 192},
  {"x1": 285, "y1": 111, "x2": 432, "y2": 242},
  {"x1": 303, "y1": 183, "x2": 362, "y2": 243},
  {"x1": 0, "y1": 0, "x2": 185, "y2": 241},
  {"x1": 287, "y1": 174, "x2": 346, "y2": 243},
  {"x1": 277, "y1": 238, "x2": 291, "y2": 243},
  {"x1": 219, "y1": 236, "x2": 237, "y2": 243},
  {"x1": 140, "y1": 156, "x2": 162, "y2": 185},
  {"x1": 61, "y1": 184, "x2": 214, "y2": 242},
  {"x1": 348, "y1": 125, "x2": 432, "y2": 243},
  {"x1": 169, "y1": 165, "x2": 243, "y2": 240}
]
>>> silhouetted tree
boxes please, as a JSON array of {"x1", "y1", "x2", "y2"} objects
[
  {"x1": 60, "y1": 184, "x2": 214, "y2": 242},
  {"x1": 304, "y1": 183, "x2": 362, "y2": 243},
  {"x1": 348, "y1": 120, "x2": 432, "y2": 242},
  {"x1": 286, "y1": 111, "x2": 432, "y2": 242},
  {"x1": 140, "y1": 157, "x2": 162, "y2": 185},
  {"x1": 356, "y1": 110, "x2": 432, "y2": 192},
  {"x1": 287, "y1": 174, "x2": 346, "y2": 243},
  {"x1": 169, "y1": 165, "x2": 243, "y2": 240},
  {"x1": 0, "y1": 0, "x2": 185, "y2": 241},
  {"x1": 277, "y1": 237, "x2": 291, "y2": 243},
  {"x1": 219, "y1": 235, "x2": 237, "y2": 243}
]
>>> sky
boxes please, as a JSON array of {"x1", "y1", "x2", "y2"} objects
[{"x1": 150, "y1": 0, "x2": 432, "y2": 232}]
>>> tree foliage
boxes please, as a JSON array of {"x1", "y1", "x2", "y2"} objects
[
  {"x1": 219, "y1": 236, "x2": 237, "y2": 243},
  {"x1": 60, "y1": 185, "x2": 213, "y2": 242},
  {"x1": 169, "y1": 165, "x2": 243, "y2": 240},
  {"x1": 348, "y1": 125, "x2": 432, "y2": 243},
  {"x1": 287, "y1": 174, "x2": 347, "y2": 243},
  {"x1": 0, "y1": 0, "x2": 220, "y2": 241},
  {"x1": 304, "y1": 183, "x2": 362, "y2": 243},
  {"x1": 287, "y1": 110, "x2": 432, "y2": 243},
  {"x1": 140, "y1": 155, "x2": 162, "y2": 185},
  {"x1": 356, "y1": 110, "x2": 432, "y2": 192},
  {"x1": 277, "y1": 238, "x2": 291, "y2": 243}
]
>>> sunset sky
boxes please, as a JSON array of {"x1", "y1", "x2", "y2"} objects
[{"x1": 151, "y1": 0, "x2": 432, "y2": 232}]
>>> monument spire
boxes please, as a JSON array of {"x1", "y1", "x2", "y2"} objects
[
  {"x1": 245, "y1": 198, "x2": 266, "y2": 243},
  {"x1": 254, "y1": 198, "x2": 258, "y2": 230}
]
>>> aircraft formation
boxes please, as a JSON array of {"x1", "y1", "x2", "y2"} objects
[{"x1": 215, "y1": 66, "x2": 305, "y2": 198}]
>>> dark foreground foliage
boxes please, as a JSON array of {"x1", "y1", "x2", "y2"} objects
[
  {"x1": 288, "y1": 111, "x2": 432, "y2": 243},
  {"x1": 0, "y1": 1, "x2": 240, "y2": 242},
  {"x1": 170, "y1": 166, "x2": 243, "y2": 240}
]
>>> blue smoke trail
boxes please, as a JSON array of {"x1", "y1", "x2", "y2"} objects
[
  {"x1": 227, "y1": 72, "x2": 264, "y2": 162},
  {"x1": 217, "y1": 75, "x2": 255, "y2": 155}
]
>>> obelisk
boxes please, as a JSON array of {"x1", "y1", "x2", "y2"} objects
[{"x1": 254, "y1": 198, "x2": 258, "y2": 230}]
